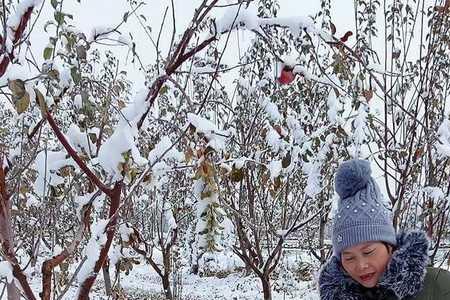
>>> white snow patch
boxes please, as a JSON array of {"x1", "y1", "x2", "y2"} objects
[
  {"x1": 0, "y1": 261, "x2": 13, "y2": 283},
  {"x1": 148, "y1": 136, "x2": 184, "y2": 165},
  {"x1": 187, "y1": 113, "x2": 229, "y2": 151},
  {"x1": 266, "y1": 127, "x2": 282, "y2": 152},
  {"x1": 77, "y1": 219, "x2": 108, "y2": 283},
  {"x1": 269, "y1": 160, "x2": 282, "y2": 180},
  {"x1": 436, "y1": 118, "x2": 450, "y2": 157},
  {"x1": 74, "y1": 94, "x2": 83, "y2": 109},
  {"x1": 33, "y1": 150, "x2": 76, "y2": 197},
  {"x1": 327, "y1": 89, "x2": 338, "y2": 123}
]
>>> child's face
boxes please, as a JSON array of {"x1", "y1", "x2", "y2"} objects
[{"x1": 340, "y1": 241, "x2": 392, "y2": 288}]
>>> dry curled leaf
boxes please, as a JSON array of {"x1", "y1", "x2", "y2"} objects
[
  {"x1": 329, "y1": 21, "x2": 336, "y2": 35},
  {"x1": 363, "y1": 89, "x2": 373, "y2": 102},
  {"x1": 340, "y1": 31, "x2": 353, "y2": 42},
  {"x1": 8, "y1": 79, "x2": 25, "y2": 98},
  {"x1": 15, "y1": 93, "x2": 30, "y2": 114}
]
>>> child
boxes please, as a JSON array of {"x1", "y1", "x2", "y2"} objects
[{"x1": 319, "y1": 159, "x2": 450, "y2": 299}]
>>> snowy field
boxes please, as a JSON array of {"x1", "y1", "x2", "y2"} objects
[
  {"x1": 13, "y1": 267, "x2": 319, "y2": 300},
  {"x1": 0, "y1": 249, "x2": 321, "y2": 299},
  {"x1": 2, "y1": 247, "x2": 449, "y2": 299}
]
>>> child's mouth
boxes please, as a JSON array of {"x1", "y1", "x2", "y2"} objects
[{"x1": 360, "y1": 272, "x2": 375, "y2": 282}]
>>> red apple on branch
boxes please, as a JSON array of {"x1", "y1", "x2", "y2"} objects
[{"x1": 277, "y1": 66, "x2": 296, "y2": 85}]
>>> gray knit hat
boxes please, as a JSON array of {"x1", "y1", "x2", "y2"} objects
[{"x1": 332, "y1": 159, "x2": 397, "y2": 258}]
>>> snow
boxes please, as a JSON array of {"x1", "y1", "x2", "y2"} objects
[
  {"x1": 423, "y1": 186, "x2": 445, "y2": 201},
  {"x1": 0, "y1": 261, "x2": 13, "y2": 283},
  {"x1": 148, "y1": 136, "x2": 184, "y2": 165},
  {"x1": 327, "y1": 89, "x2": 338, "y2": 123},
  {"x1": 98, "y1": 122, "x2": 147, "y2": 180},
  {"x1": 109, "y1": 244, "x2": 122, "y2": 268},
  {"x1": 145, "y1": 135, "x2": 185, "y2": 191},
  {"x1": 233, "y1": 156, "x2": 248, "y2": 169},
  {"x1": 293, "y1": 65, "x2": 316, "y2": 81},
  {"x1": 92, "y1": 261, "x2": 319, "y2": 300},
  {"x1": 25, "y1": 193, "x2": 40, "y2": 207},
  {"x1": 74, "y1": 192, "x2": 104, "y2": 220},
  {"x1": 259, "y1": 97, "x2": 281, "y2": 122},
  {"x1": 276, "y1": 229, "x2": 289, "y2": 237},
  {"x1": 59, "y1": 66, "x2": 73, "y2": 89},
  {"x1": 269, "y1": 160, "x2": 282, "y2": 180},
  {"x1": 120, "y1": 88, "x2": 149, "y2": 125},
  {"x1": 187, "y1": 113, "x2": 229, "y2": 151},
  {"x1": 303, "y1": 163, "x2": 321, "y2": 198},
  {"x1": 66, "y1": 124, "x2": 94, "y2": 157},
  {"x1": 351, "y1": 104, "x2": 369, "y2": 157},
  {"x1": 215, "y1": 4, "x2": 321, "y2": 39},
  {"x1": 6, "y1": 0, "x2": 42, "y2": 46},
  {"x1": 192, "y1": 66, "x2": 216, "y2": 74},
  {"x1": 74, "y1": 94, "x2": 83, "y2": 109},
  {"x1": 215, "y1": 4, "x2": 259, "y2": 34},
  {"x1": 33, "y1": 150, "x2": 77, "y2": 197},
  {"x1": 119, "y1": 224, "x2": 134, "y2": 243},
  {"x1": 96, "y1": 88, "x2": 151, "y2": 178},
  {"x1": 280, "y1": 53, "x2": 297, "y2": 68},
  {"x1": 286, "y1": 116, "x2": 305, "y2": 145},
  {"x1": 219, "y1": 162, "x2": 232, "y2": 173},
  {"x1": 436, "y1": 118, "x2": 450, "y2": 157},
  {"x1": 163, "y1": 202, "x2": 177, "y2": 231},
  {"x1": 0, "y1": 64, "x2": 34, "y2": 86},
  {"x1": 77, "y1": 219, "x2": 109, "y2": 283},
  {"x1": 266, "y1": 127, "x2": 282, "y2": 152}
]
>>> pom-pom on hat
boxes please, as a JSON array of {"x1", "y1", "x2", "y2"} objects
[{"x1": 332, "y1": 159, "x2": 396, "y2": 258}]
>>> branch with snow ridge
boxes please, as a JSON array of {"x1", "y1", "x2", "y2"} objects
[{"x1": 0, "y1": 1, "x2": 39, "y2": 77}]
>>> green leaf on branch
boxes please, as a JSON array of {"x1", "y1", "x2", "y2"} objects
[
  {"x1": 71, "y1": 67, "x2": 81, "y2": 85},
  {"x1": 159, "y1": 85, "x2": 169, "y2": 95},
  {"x1": 76, "y1": 45, "x2": 87, "y2": 60},
  {"x1": 54, "y1": 11, "x2": 65, "y2": 25},
  {"x1": 43, "y1": 47, "x2": 53, "y2": 60},
  {"x1": 123, "y1": 12, "x2": 129, "y2": 22}
]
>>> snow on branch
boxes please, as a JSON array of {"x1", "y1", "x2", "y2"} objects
[
  {"x1": 423, "y1": 186, "x2": 445, "y2": 202},
  {"x1": 97, "y1": 89, "x2": 149, "y2": 180},
  {"x1": 0, "y1": 261, "x2": 13, "y2": 283},
  {"x1": 0, "y1": 0, "x2": 42, "y2": 76},
  {"x1": 187, "y1": 113, "x2": 229, "y2": 151},
  {"x1": 435, "y1": 118, "x2": 450, "y2": 158},
  {"x1": 33, "y1": 150, "x2": 77, "y2": 197},
  {"x1": 76, "y1": 219, "x2": 109, "y2": 284},
  {"x1": 215, "y1": 4, "x2": 325, "y2": 38}
]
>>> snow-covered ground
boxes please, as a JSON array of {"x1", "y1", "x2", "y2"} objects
[
  {"x1": 1, "y1": 249, "x2": 321, "y2": 299},
  {"x1": 117, "y1": 263, "x2": 319, "y2": 300},
  {"x1": 2, "y1": 247, "x2": 449, "y2": 299}
]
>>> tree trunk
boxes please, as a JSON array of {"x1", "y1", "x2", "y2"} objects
[
  {"x1": 260, "y1": 275, "x2": 272, "y2": 300},
  {"x1": 162, "y1": 273, "x2": 173, "y2": 300},
  {"x1": 0, "y1": 163, "x2": 20, "y2": 300},
  {"x1": 102, "y1": 264, "x2": 112, "y2": 296},
  {"x1": 318, "y1": 195, "x2": 328, "y2": 264},
  {"x1": 6, "y1": 282, "x2": 19, "y2": 300},
  {"x1": 77, "y1": 182, "x2": 122, "y2": 299}
]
